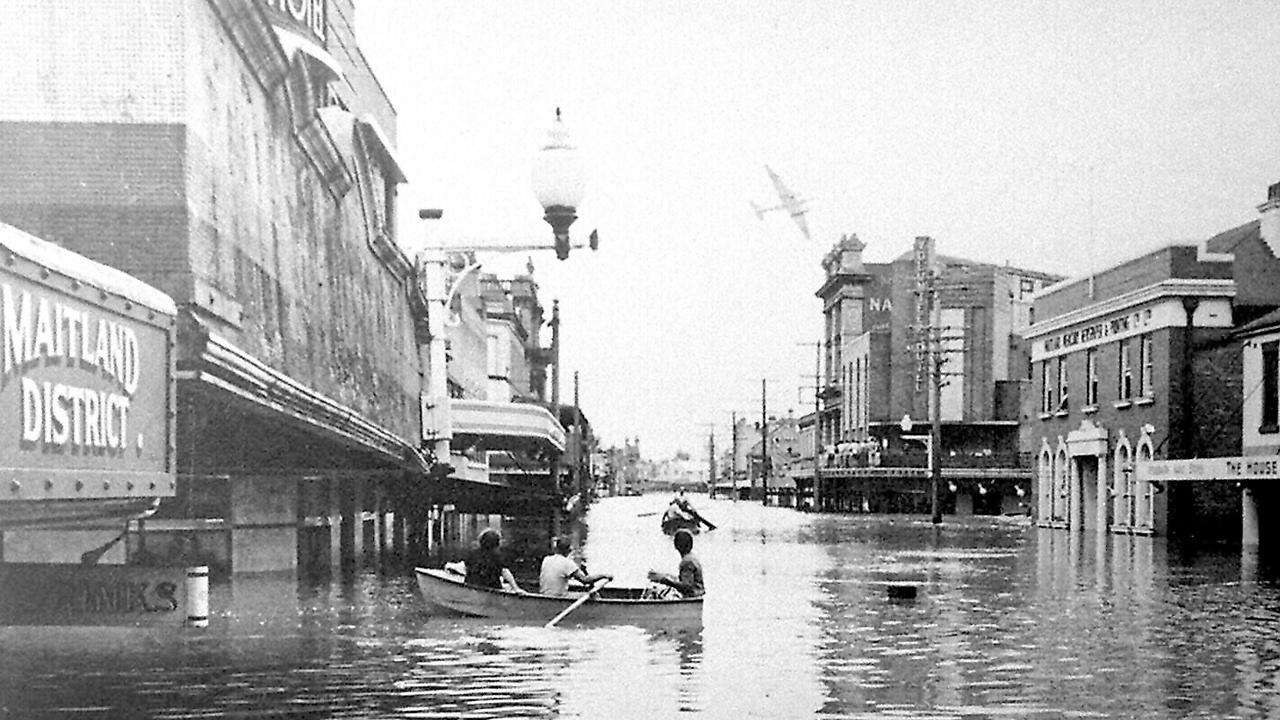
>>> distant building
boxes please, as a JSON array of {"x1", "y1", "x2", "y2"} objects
[
  {"x1": 811, "y1": 234, "x2": 1060, "y2": 515},
  {"x1": 747, "y1": 414, "x2": 803, "y2": 506}
]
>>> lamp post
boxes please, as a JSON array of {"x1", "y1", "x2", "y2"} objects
[
  {"x1": 417, "y1": 108, "x2": 597, "y2": 468},
  {"x1": 900, "y1": 414, "x2": 937, "y2": 519}
]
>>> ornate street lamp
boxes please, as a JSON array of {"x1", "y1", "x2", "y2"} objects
[{"x1": 531, "y1": 108, "x2": 587, "y2": 260}]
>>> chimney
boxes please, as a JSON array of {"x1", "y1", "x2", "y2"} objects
[{"x1": 1258, "y1": 182, "x2": 1280, "y2": 258}]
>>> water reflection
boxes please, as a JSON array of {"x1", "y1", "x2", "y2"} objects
[{"x1": 6, "y1": 500, "x2": 1280, "y2": 718}]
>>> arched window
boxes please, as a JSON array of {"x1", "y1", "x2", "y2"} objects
[
  {"x1": 1135, "y1": 438, "x2": 1155, "y2": 531},
  {"x1": 1113, "y1": 441, "x2": 1132, "y2": 530},
  {"x1": 1038, "y1": 448, "x2": 1053, "y2": 522},
  {"x1": 1055, "y1": 447, "x2": 1069, "y2": 522}
]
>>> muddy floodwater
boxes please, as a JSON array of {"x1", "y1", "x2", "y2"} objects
[{"x1": 4, "y1": 495, "x2": 1280, "y2": 719}]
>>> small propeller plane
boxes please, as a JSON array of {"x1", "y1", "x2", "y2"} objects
[{"x1": 750, "y1": 165, "x2": 811, "y2": 239}]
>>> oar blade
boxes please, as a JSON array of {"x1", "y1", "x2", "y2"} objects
[{"x1": 545, "y1": 578, "x2": 610, "y2": 628}]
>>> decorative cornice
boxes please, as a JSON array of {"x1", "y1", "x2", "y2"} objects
[{"x1": 1024, "y1": 279, "x2": 1236, "y2": 339}]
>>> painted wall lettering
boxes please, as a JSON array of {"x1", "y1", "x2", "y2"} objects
[
  {"x1": 0, "y1": 564, "x2": 185, "y2": 627},
  {"x1": 2, "y1": 283, "x2": 142, "y2": 453},
  {"x1": 260, "y1": 0, "x2": 327, "y2": 42}
]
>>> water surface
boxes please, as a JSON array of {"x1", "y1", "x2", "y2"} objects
[{"x1": 3, "y1": 495, "x2": 1279, "y2": 718}]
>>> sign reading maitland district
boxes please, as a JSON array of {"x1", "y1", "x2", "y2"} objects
[{"x1": 1, "y1": 265, "x2": 172, "y2": 490}]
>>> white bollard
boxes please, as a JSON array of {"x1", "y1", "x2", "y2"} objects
[{"x1": 186, "y1": 565, "x2": 209, "y2": 628}]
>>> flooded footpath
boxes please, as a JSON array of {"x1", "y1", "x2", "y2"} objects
[{"x1": 4, "y1": 495, "x2": 1280, "y2": 719}]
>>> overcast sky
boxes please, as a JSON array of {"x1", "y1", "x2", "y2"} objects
[{"x1": 357, "y1": 1, "x2": 1280, "y2": 460}]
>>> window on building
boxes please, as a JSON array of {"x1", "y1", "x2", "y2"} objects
[
  {"x1": 1057, "y1": 356, "x2": 1069, "y2": 412},
  {"x1": 1041, "y1": 360, "x2": 1053, "y2": 413},
  {"x1": 1139, "y1": 334, "x2": 1153, "y2": 397},
  {"x1": 1118, "y1": 338, "x2": 1133, "y2": 400},
  {"x1": 1085, "y1": 348, "x2": 1098, "y2": 407},
  {"x1": 1263, "y1": 341, "x2": 1279, "y2": 434}
]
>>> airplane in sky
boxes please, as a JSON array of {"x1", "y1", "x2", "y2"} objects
[{"x1": 750, "y1": 165, "x2": 811, "y2": 239}]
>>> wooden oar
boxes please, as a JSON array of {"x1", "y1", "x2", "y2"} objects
[
  {"x1": 544, "y1": 577, "x2": 611, "y2": 628},
  {"x1": 687, "y1": 507, "x2": 717, "y2": 531}
]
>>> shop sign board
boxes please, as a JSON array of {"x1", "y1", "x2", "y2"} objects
[
  {"x1": 1137, "y1": 456, "x2": 1280, "y2": 483},
  {"x1": 1, "y1": 253, "x2": 174, "y2": 498},
  {"x1": 0, "y1": 563, "x2": 187, "y2": 627}
]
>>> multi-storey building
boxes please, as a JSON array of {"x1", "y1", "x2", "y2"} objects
[
  {"x1": 811, "y1": 234, "x2": 1058, "y2": 515},
  {"x1": 1025, "y1": 184, "x2": 1280, "y2": 540},
  {"x1": 428, "y1": 257, "x2": 566, "y2": 519},
  {"x1": 0, "y1": 1, "x2": 571, "y2": 575}
]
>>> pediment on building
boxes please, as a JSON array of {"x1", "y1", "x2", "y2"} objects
[{"x1": 1066, "y1": 418, "x2": 1108, "y2": 456}]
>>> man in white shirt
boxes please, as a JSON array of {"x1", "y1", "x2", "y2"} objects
[{"x1": 539, "y1": 536, "x2": 612, "y2": 596}]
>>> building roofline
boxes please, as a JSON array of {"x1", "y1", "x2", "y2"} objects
[
  {"x1": 1023, "y1": 278, "x2": 1236, "y2": 339},
  {"x1": 1028, "y1": 228, "x2": 1245, "y2": 305}
]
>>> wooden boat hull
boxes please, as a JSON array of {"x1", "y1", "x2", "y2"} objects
[
  {"x1": 661, "y1": 516, "x2": 702, "y2": 535},
  {"x1": 415, "y1": 568, "x2": 703, "y2": 626}
]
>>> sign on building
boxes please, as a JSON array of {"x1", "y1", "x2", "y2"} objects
[
  {"x1": 260, "y1": 0, "x2": 328, "y2": 43},
  {"x1": 0, "y1": 224, "x2": 176, "y2": 504},
  {"x1": 0, "y1": 563, "x2": 189, "y2": 627}
]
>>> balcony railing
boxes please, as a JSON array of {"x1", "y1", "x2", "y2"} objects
[{"x1": 826, "y1": 451, "x2": 1029, "y2": 470}]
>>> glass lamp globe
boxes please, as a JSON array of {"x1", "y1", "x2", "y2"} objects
[
  {"x1": 531, "y1": 109, "x2": 586, "y2": 259},
  {"x1": 531, "y1": 108, "x2": 586, "y2": 211}
]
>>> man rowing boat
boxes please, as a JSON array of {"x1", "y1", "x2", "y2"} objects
[{"x1": 661, "y1": 490, "x2": 715, "y2": 534}]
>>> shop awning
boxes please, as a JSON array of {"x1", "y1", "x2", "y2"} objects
[
  {"x1": 450, "y1": 399, "x2": 566, "y2": 453},
  {"x1": 177, "y1": 315, "x2": 427, "y2": 474}
]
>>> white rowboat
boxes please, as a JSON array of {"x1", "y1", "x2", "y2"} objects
[{"x1": 414, "y1": 568, "x2": 703, "y2": 626}]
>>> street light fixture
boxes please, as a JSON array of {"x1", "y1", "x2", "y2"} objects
[
  {"x1": 531, "y1": 108, "x2": 587, "y2": 260},
  {"x1": 417, "y1": 108, "x2": 596, "y2": 469}
]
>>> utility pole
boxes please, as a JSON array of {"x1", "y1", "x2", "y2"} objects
[
  {"x1": 927, "y1": 270, "x2": 943, "y2": 525},
  {"x1": 797, "y1": 341, "x2": 822, "y2": 513},
  {"x1": 761, "y1": 378, "x2": 769, "y2": 506},
  {"x1": 912, "y1": 236, "x2": 947, "y2": 525},
  {"x1": 731, "y1": 411, "x2": 739, "y2": 501},
  {"x1": 573, "y1": 370, "x2": 583, "y2": 500},
  {"x1": 708, "y1": 430, "x2": 716, "y2": 492},
  {"x1": 550, "y1": 299, "x2": 561, "y2": 408},
  {"x1": 696, "y1": 422, "x2": 717, "y2": 496}
]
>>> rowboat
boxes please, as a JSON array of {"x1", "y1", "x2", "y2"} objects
[
  {"x1": 415, "y1": 568, "x2": 704, "y2": 626},
  {"x1": 660, "y1": 515, "x2": 702, "y2": 535}
]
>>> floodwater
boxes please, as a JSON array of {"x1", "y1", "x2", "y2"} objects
[{"x1": 4, "y1": 495, "x2": 1280, "y2": 719}]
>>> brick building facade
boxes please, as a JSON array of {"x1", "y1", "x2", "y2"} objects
[
  {"x1": 0, "y1": 0, "x2": 423, "y2": 573},
  {"x1": 1023, "y1": 187, "x2": 1280, "y2": 541},
  {"x1": 811, "y1": 234, "x2": 1057, "y2": 515}
]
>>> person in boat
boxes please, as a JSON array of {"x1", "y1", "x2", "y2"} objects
[
  {"x1": 662, "y1": 491, "x2": 696, "y2": 528},
  {"x1": 539, "y1": 536, "x2": 613, "y2": 596},
  {"x1": 465, "y1": 528, "x2": 529, "y2": 594},
  {"x1": 646, "y1": 528, "x2": 705, "y2": 598}
]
